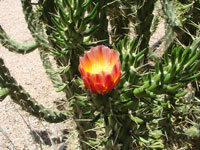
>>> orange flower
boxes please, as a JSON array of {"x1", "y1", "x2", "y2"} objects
[{"x1": 79, "y1": 45, "x2": 121, "y2": 94}]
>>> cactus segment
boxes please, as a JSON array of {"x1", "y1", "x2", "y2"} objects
[
  {"x1": 0, "y1": 26, "x2": 38, "y2": 54},
  {"x1": 185, "y1": 51, "x2": 200, "y2": 68},
  {"x1": 162, "y1": 0, "x2": 200, "y2": 46},
  {"x1": 114, "y1": 37, "x2": 145, "y2": 86},
  {"x1": 47, "y1": 0, "x2": 101, "y2": 52},
  {"x1": 133, "y1": 45, "x2": 200, "y2": 98},
  {"x1": 0, "y1": 58, "x2": 69, "y2": 123},
  {"x1": 39, "y1": 50, "x2": 63, "y2": 89},
  {"x1": 0, "y1": 87, "x2": 10, "y2": 101},
  {"x1": 21, "y1": 0, "x2": 50, "y2": 49},
  {"x1": 180, "y1": 72, "x2": 200, "y2": 82},
  {"x1": 134, "y1": 0, "x2": 156, "y2": 58}
]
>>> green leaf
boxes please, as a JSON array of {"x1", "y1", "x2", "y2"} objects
[
  {"x1": 56, "y1": 84, "x2": 68, "y2": 92},
  {"x1": 129, "y1": 115, "x2": 144, "y2": 124},
  {"x1": 180, "y1": 72, "x2": 200, "y2": 82},
  {"x1": 84, "y1": 2, "x2": 99, "y2": 24},
  {"x1": 90, "y1": 113, "x2": 101, "y2": 123},
  {"x1": 82, "y1": 25, "x2": 100, "y2": 36},
  {"x1": 0, "y1": 87, "x2": 10, "y2": 101}
]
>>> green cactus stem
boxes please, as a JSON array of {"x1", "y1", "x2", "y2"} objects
[
  {"x1": 37, "y1": 1, "x2": 99, "y2": 149},
  {"x1": 133, "y1": 44, "x2": 200, "y2": 98},
  {"x1": 0, "y1": 25, "x2": 38, "y2": 54},
  {"x1": 107, "y1": 0, "x2": 131, "y2": 43},
  {"x1": 0, "y1": 57, "x2": 69, "y2": 123},
  {"x1": 134, "y1": 0, "x2": 157, "y2": 63},
  {"x1": 39, "y1": 50, "x2": 63, "y2": 88},
  {"x1": 0, "y1": 87, "x2": 10, "y2": 101},
  {"x1": 91, "y1": 0, "x2": 109, "y2": 45},
  {"x1": 21, "y1": 0, "x2": 50, "y2": 49},
  {"x1": 87, "y1": 90, "x2": 139, "y2": 150},
  {"x1": 161, "y1": 0, "x2": 195, "y2": 46},
  {"x1": 182, "y1": 0, "x2": 200, "y2": 42}
]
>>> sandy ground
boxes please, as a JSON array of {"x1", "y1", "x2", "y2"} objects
[{"x1": 0, "y1": 0, "x2": 78, "y2": 150}]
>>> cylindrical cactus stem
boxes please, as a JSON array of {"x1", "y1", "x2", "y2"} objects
[
  {"x1": 91, "y1": 0, "x2": 110, "y2": 45},
  {"x1": 182, "y1": 0, "x2": 200, "y2": 41},
  {"x1": 73, "y1": 102, "x2": 97, "y2": 150},
  {"x1": 0, "y1": 87, "x2": 10, "y2": 101},
  {"x1": 104, "y1": 115, "x2": 134, "y2": 150},
  {"x1": 38, "y1": 0, "x2": 98, "y2": 148},
  {"x1": 90, "y1": 93, "x2": 137, "y2": 150},
  {"x1": 0, "y1": 58, "x2": 69, "y2": 123},
  {"x1": 161, "y1": 0, "x2": 193, "y2": 46},
  {"x1": 56, "y1": 55, "x2": 97, "y2": 150},
  {"x1": 161, "y1": 0, "x2": 183, "y2": 47},
  {"x1": 0, "y1": 25, "x2": 38, "y2": 54},
  {"x1": 134, "y1": 0, "x2": 156, "y2": 62},
  {"x1": 39, "y1": 49, "x2": 63, "y2": 88},
  {"x1": 21, "y1": 0, "x2": 50, "y2": 49},
  {"x1": 107, "y1": 0, "x2": 132, "y2": 43}
]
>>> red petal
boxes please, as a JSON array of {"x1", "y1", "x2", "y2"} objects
[
  {"x1": 112, "y1": 60, "x2": 121, "y2": 83},
  {"x1": 88, "y1": 78, "x2": 97, "y2": 93},
  {"x1": 82, "y1": 77, "x2": 90, "y2": 89},
  {"x1": 95, "y1": 83, "x2": 104, "y2": 94},
  {"x1": 96, "y1": 74, "x2": 104, "y2": 83},
  {"x1": 105, "y1": 74, "x2": 114, "y2": 92},
  {"x1": 84, "y1": 53, "x2": 92, "y2": 65},
  {"x1": 86, "y1": 48, "x2": 96, "y2": 64},
  {"x1": 110, "y1": 50, "x2": 119, "y2": 65},
  {"x1": 78, "y1": 65, "x2": 85, "y2": 76},
  {"x1": 112, "y1": 65, "x2": 118, "y2": 80},
  {"x1": 114, "y1": 71, "x2": 121, "y2": 85},
  {"x1": 102, "y1": 46, "x2": 110, "y2": 63},
  {"x1": 79, "y1": 57, "x2": 86, "y2": 68},
  {"x1": 94, "y1": 45, "x2": 103, "y2": 65}
]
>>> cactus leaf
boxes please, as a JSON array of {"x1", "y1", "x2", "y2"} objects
[
  {"x1": 56, "y1": 84, "x2": 68, "y2": 92},
  {"x1": 180, "y1": 72, "x2": 200, "y2": 82},
  {"x1": 90, "y1": 113, "x2": 101, "y2": 123},
  {"x1": 166, "y1": 83, "x2": 182, "y2": 92},
  {"x1": 84, "y1": 2, "x2": 99, "y2": 24},
  {"x1": 0, "y1": 87, "x2": 10, "y2": 101},
  {"x1": 82, "y1": 25, "x2": 100, "y2": 36}
]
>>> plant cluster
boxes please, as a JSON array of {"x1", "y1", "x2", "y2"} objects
[{"x1": 1, "y1": 0, "x2": 200, "y2": 149}]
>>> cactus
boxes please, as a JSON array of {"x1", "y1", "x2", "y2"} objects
[
  {"x1": 0, "y1": 58, "x2": 69, "y2": 122},
  {"x1": 161, "y1": 0, "x2": 200, "y2": 47},
  {"x1": 0, "y1": 25, "x2": 38, "y2": 54},
  {"x1": 1, "y1": 0, "x2": 200, "y2": 149}
]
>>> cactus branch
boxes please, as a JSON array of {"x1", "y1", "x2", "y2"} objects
[
  {"x1": 0, "y1": 57, "x2": 69, "y2": 123},
  {"x1": 133, "y1": 45, "x2": 200, "y2": 98},
  {"x1": 134, "y1": 0, "x2": 157, "y2": 63},
  {"x1": 0, "y1": 87, "x2": 10, "y2": 101},
  {"x1": 161, "y1": 0, "x2": 193, "y2": 46},
  {"x1": 39, "y1": 49, "x2": 63, "y2": 88},
  {"x1": 0, "y1": 25, "x2": 38, "y2": 54},
  {"x1": 21, "y1": 0, "x2": 50, "y2": 49}
]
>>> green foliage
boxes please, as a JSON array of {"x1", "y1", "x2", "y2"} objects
[{"x1": 0, "y1": 0, "x2": 200, "y2": 149}]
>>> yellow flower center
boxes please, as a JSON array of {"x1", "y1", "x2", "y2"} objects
[{"x1": 87, "y1": 62, "x2": 113, "y2": 74}]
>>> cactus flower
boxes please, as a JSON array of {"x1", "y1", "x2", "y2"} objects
[{"x1": 79, "y1": 45, "x2": 121, "y2": 94}]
